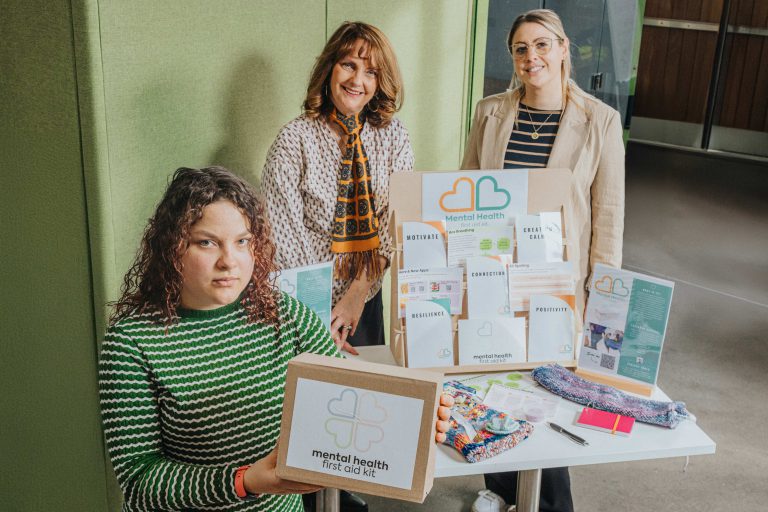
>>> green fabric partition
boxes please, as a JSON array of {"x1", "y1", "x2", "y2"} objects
[
  {"x1": 0, "y1": 2, "x2": 109, "y2": 510},
  {"x1": 2, "y1": 1, "x2": 476, "y2": 509},
  {"x1": 74, "y1": 1, "x2": 326, "y2": 334}
]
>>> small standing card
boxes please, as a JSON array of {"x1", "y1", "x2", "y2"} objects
[
  {"x1": 421, "y1": 170, "x2": 528, "y2": 224},
  {"x1": 527, "y1": 294, "x2": 576, "y2": 362},
  {"x1": 447, "y1": 224, "x2": 515, "y2": 268},
  {"x1": 276, "y1": 261, "x2": 333, "y2": 329},
  {"x1": 579, "y1": 264, "x2": 675, "y2": 385},
  {"x1": 457, "y1": 318, "x2": 527, "y2": 365},
  {"x1": 515, "y1": 212, "x2": 564, "y2": 263},
  {"x1": 404, "y1": 300, "x2": 454, "y2": 368},
  {"x1": 402, "y1": 221, "x2": 447, "y2": 269},
  {"x1": 397, "y1": 267, "x2": 463, "y2": 318},
  {"x1": 466, "y1": 255, "x2": 514, "y2": 319},
  {"x1": 575, "y1": 407, "x2": 635, "y2": 436},
  {"x1": 507, "y1": 262, "x2": 575, "y2": 313}
]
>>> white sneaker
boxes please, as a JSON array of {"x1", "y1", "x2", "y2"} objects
[{"x1": 471, "y1": 489, "x2": 508, "y2": 512}]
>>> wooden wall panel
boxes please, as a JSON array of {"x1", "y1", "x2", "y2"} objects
[
  {"x1": 634, "y1": 26, "x2": 716, "y2": 123},
  {"x1": 636, "y1": 0, "x2": 767, "y2": 132},
  {"x1": 758, "y1": 42, "x2": 768, "y2": 132},
  {"x1": 645, "y1": 0, "x2": 722, "y2": 22},
  {"x1": 717, "y1": 34, "x2": 768, "y2": 130},
  {"x1": 719, "y1": 37, "x2": 747, "y2": 127},
  {"x1": 687, "y1": 33, "x2": 718, "y2": 123}
]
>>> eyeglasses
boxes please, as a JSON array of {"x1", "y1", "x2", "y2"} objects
[{"x1": 510, "y1": 37, "x2": 562, "y2": 59}]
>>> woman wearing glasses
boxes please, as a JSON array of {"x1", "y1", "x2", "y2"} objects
[{"x1": 462, "y1": 9, "x2": 625, "y2": 512}]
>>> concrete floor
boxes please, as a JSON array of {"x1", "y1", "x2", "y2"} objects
[{"x1": 360, "y1": 143, "x2": 768, "y2": 511}]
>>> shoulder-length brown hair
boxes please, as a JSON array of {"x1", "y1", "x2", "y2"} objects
[
  {"x1": 110, "y1": 166, "x2": 279, "y2": 326},
  {"x1": 303, "y1": 21, "x2": 403, "y2": 128}
]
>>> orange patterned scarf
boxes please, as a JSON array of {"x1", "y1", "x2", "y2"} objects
[{"x1": 329, "y1": 109, "x2": 383, "y2": 280}]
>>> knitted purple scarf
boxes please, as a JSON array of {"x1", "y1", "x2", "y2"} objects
[{"x1": 532, "y1": 364, "x2": 690, "y2": 428}]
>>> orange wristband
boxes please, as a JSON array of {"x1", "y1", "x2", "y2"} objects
[{"x1": 234, "y1": 465, "x2": 250, "y2": 498}]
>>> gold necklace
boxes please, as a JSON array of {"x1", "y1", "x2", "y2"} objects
[{"x1": 525, "y1": 107, "x2": 556, "y2": 140}]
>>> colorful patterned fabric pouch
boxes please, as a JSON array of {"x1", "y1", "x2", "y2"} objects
[
  {"x1": 442, "y1": 381, "x2": 534, "y2": 463},
  {"x1": 532, "y1": 364, "x2": 690, "y2": 428}
]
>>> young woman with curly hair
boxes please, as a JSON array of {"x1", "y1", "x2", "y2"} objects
[
  {"x1": 262, "y1": 21, "x2": 413, "y2": 357},
  {"x1": 99, "y1": 166, "x2": 451, "y2": 512},
  {"x1": 101, "y1": 166, "x2": 336, "y2": 511}
]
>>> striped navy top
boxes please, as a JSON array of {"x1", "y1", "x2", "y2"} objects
[{"x1": 504, "y1": 104, "x2": 562, "y2": 169}]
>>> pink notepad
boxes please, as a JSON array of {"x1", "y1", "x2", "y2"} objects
[{"x1": 575, "y1": 407, "x2": 635, "y2": 436}]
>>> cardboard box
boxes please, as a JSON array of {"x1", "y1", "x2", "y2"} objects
[
  {"x1": 388, "y1": 168, "x2": 580, "y2": 373},
  {"x1": 276, "y1": 353, "x2": 444, "y2": 503}
]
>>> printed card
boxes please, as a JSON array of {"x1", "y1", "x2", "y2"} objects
[
  {"x1": 404, "y1": 300, "x2": 454, "y2": 368},
  {"x1": 466, "y1": 255, "x2": 514, "y2": 319},
  {"x1": 447, "y1": 224, "x2": 515, "y2": 268},
  {"x1": 527, "y1": 294, "x2": 576, "y2": 362},
  {"x1": 286, "y1": 378, "x2": 424, "y2": 489},
  {"x1": 421, "y1": 170, "x2": 528, "y2": 225},
  {"x1": 507, "y1": 262, "x2": 575, "y2": 313},
  {"x1": 458, "y1": 318, "x2": 527, "y2": 365},
  {"x1": 515, "y1": 212, "x2": 564, "y2": 263},
  {"x1": 402, "y1": 221, "x2": 447, "y2": 269},
  {"x1": 397, "y1": 267, "x2": 463, "y2": 318},
  {"x1": 579, "y1": 264, "x2": 675, "y2": 385},
  {"x1": 482, "y1": 384, "x2": 560, "y2": 422},
  {"x1": 276, "y1": 261, "x2": 333, "y2": 329}
]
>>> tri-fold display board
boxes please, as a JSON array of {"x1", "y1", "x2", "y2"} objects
[{"x1": 389, "y1": 168, "x2": 579, "y2": 374}]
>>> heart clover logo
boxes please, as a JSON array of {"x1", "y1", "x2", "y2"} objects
[
  {"x1": 280, "y1": 278, "x2": 297, "y2": 295},
  {"x1": 611, "y1": 278, "x2": 630, "y2": 297},
  {"x1": 439, "y1": 177, "x2": 475, "y2": 212},
  {"x1": 324, "y1": 389, "x2": 387, "y2": 452},
  {"x1": 476, "y1": 176, "x2": 511, "y2": 211},
  {"x1": 477, "y1": 321, "x2": 493, "y2": 337},
  {"x1": 594, "y1": 275, "x2": 613, "y2": 293}
]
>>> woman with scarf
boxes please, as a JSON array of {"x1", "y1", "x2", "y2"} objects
[
  {"x1": 261, "y1": 22, "x2": 410, "y2": 511},
  {"x1": 262, "y1": 21, "x2": 412, "y2": 356}
]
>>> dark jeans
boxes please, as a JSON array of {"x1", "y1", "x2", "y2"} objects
[
  {"x1": 484, "y1": 467, "x2": 574, "y2": 512},
  {"x1": 346, "y1": 289, "x2": 385, "y2": 347}
]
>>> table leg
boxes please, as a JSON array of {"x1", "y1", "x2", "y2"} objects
[
  {"x1": 516, "y1": 469, "x2": 542, "y2": 512},
  {"x1": 315, "y1": 488, "x2": 340, "y2": 512}
]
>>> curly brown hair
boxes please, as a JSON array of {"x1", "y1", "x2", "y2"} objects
[
  {"x1": 303, "y1": 21, "x2": 403, "y2": 128},
  {"x1": 110, "y1": 166, "x2": 279, "y2": 326}
]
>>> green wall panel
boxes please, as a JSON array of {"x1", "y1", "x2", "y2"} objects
[
  {"x1": 3, "y1": 1, "x2": 478, "y2": 509},
  {"x1": 78, "y1": 0, "x2": 326, "y2": 319},
  {"x1": 327, "y1": 0, "x2": 474, "y2": 171},
  {"x1": 0, "y1": 1, "x2": 108, "y2": 510}
]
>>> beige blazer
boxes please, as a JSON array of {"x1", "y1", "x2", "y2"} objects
[{"x1": 462, "y1": 90, "x2": 625, "y2": 313}]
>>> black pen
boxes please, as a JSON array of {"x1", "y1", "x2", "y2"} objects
[{"x1": 548, "y1": 422, "x2": 589, "y2": 446}]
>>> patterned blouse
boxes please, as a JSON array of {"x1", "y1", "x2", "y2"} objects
[{"x1": 261, "y1": 114, "x2": 414, "y2": 305}]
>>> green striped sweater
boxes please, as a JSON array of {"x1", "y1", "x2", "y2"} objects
[{"x1": 99, "y1": 293, "x2": 339, "y2": 511}]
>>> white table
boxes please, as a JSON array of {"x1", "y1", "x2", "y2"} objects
[{"x1": 316, "y1": 346, "x2": 716, "y2": 512}]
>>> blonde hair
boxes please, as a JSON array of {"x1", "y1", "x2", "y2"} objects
[
  {"x1": 303, "y1": 21, "x2": 403, "y2": 128},
  {"x1": 505, "y1": 9, "x2": 591, "y2": 126}
]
